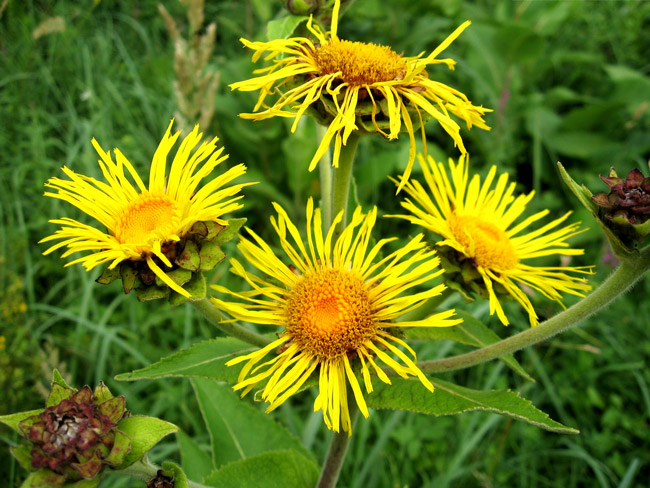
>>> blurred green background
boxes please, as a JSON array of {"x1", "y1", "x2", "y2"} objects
[{"x1": 1, "y1": 0, "x2": 650, "y2": 486}]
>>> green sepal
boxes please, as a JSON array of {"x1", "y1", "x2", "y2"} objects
[
  {"x1": 176, "y1": 240, "x2": 201, "y2": 271},
  {"x1": 135, "y1": 285, "x2": 170, "y2": 302},
  {"x1": 557, "y1": 162, "x2": 636, "y2": 257},
  {"x1": 97, "y1": 396, "x2": 126, "y2": 424},
  {"x1": 19, "y1": 469, "x2": 66, "y2": 487},
  {"x1": 92, "y1": 382, "x2": 113, "y2": 404},
  {"x1": 169, "y1": 273, "x2": 207, "y2": 306},
  {"x1": 161, "y1": 461, "x2": 190, "y2": 488},
  {"x1": 114, "y1": 416, "x2": 179, "y2": 468},
  {"x1": 103, "y1": 429, "x2": 132, "y2": 466},
  {"x1": 96, "y1": 265, "x2": 120, "y2": 285},
  {"x1": 119, "y1": 262, "x2": 138, "y2": 294},
  {"x1": 155, "y1": 268, "x2": 192, "y2": 288},
  {"x1": 67, "y1": 479, "x2": 101, "y2": 488},
  {"x1": 11, "y1": 444, "x2": 35, "y2": 472},
  {"x1": 47, "y1": 383, "x2": 75, "y2": 408},
  {"x1": 190, "y1": 221, "x2": 225, "y2": 241},
  {"x1": 0, "y1": 409, "x2": 43, "y2": 434},
  {"x1": 71, "y1": 451, "x2": 103, "y2": 480},
  {"x1": 52, "y1": 369, "x2": 73, "y2": 390},
  {"x1": 198, "y1": 241, "x2": 226, "y2": 272},
  {"x1": 213, "y1": 218, "x2": 246, "y2": 246}
]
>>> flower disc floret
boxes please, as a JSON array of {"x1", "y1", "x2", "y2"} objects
[
  {"x1": 287, "y1": 269, "x2": 375, "y2": 358},
  {"x1": 314, "y1": 39, "x2": 406, "y2": 85}
]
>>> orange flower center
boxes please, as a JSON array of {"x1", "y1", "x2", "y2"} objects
[
  {"x1": 449, "y1": 213, "x2": 518, "y2": 270},
  {"x1": 314, "y1": 39, "x2": 407, "y2": 86},
  {"x1": 286, "y1": 269, "x2": 376, "y2": 359},
  {"x1": 113, "y1": 193, "x2": 180, "y2": 249}
]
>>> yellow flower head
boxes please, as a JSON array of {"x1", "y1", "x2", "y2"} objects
[
  {"x1": 41, "y1": 121, "x2": 252, "y2": 297},
  {"x1": 230, "y1": 0, "x2": 490, "y2": 192},
  {"x1": 392, "y1": 155, "x2": 594, "y2": 327},
  {"x1": 212, "y1": 198, "x2": 461, "y2": 434}
]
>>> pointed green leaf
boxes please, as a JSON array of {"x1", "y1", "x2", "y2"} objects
[
  {"x1": 367, "y1": 377, "x2": 578, "y2": 434},
  {"x1": 177, "y1": 431, "x2": 214, "y2": 481},
  {"x1": 135, "y1": 285, "x2": 170, "y2": 302},
  {"x1": 47, "y1": 382, "x2": 75, "y2": 407},
  {"x1": 406, "y1": 311, "x2": 534, "y2": 382},
  {"x1": 92, "y1": 382, "x2": 113, "y2": 404},
  {"x1": 203, "y1": 449, "x2": 319, "y2": 488},
  {"x1": 114, "y1": 416, "x2": 178, "y2": 468},
  {"x1": 67, "y1": 479, "x2": 101, "y2": 488},
  {"x1": 192, "y1": 379, "x2": 311, "y2": 468},
  {"x1": 213, "y1": 218, "x2": 246, "y2": 246},
  {"x1": 11, "y1": 444, "x2": 35, "y2": 471},
  {"x1": 161, "y1": 461, "x2": 190, "y2": 488},
  {"x1": 266, "y1": 15, "x2": 308, "y2": 40},
  {"x1": 0, "y1": 409, "x2": 43, "y2": 434},
  {"x1": 52, "y1": 369, "x2": 72, "y2": 390},
  {"x1": 114, "y1": 337, "x2": 254, "y2": 383}
]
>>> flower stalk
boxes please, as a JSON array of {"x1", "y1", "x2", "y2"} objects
[
  {"x1": 330, "y1": 131, "x2": 361, "y2": 232},
  {"x1": 417, "y1": 246, "x2": 650, "y2": 374}
]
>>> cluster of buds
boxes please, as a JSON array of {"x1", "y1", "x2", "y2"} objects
[
  {"x1": 97, "y1": 218, "x2": 244, "y2": 305},
  {"x1": 592, "y1": 167, "x2": 650, "y2": 245}
]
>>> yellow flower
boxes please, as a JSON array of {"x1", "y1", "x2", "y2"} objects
[
  {"x1": 41, "y1": 121, "x2": 251, "y2": 297},
  {"x1": 391, "y1": 155, "x2": 594, "y2": 326},
  {"x1": 230, "y1": 0, "x2": 490, "y2": 192},
  {"x1": 212, "y1": 198, "x2": 461, "y2": 434}
]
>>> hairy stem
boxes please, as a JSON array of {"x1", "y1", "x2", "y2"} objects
[
  {"x1": 330, "y1": 132, "x2": 361, "y2": 232},
  {"x1": 192, "y1": 298, "x2": 272, "y2": 348},
  {"x1": 419, "y1": 252, "x2": 650, "y2": 374},
  {"x1": 316, "y1": 407, "x2": 359, "y2": 488}
]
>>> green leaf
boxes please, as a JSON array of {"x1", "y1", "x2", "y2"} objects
[
  {"x1": 405, "y1": 311, "x2": 534, "y2": 382},
  {"x1": 367, "y1": 377, "x2": 578, "y2": 434},
  {"x1": 266, "y1": 15, "x2": 309, "y2": 41},
  {"x1": 213, "y1": 218, "x2": 247, "y2": 246},
  {"x1": 103, "y1": 429, "x2": 131, "y2": 466},
  {"x1": 67, "y1": 479, "x2": 101, "y2": 488},
  {"x1": 557, "y1": 162, "x2": 633, "y2": 256},
  {"x1": 192, "y1": 379, "x2": 310, "y2": 468},
  {"x1": 51, "y1": 369, "x2": 72, "y2": 390},
  {"x1": 11, "y1": 444, "x2": 35, "y2": 471},
  {"x1": 203, "y1": 450, "x2": 319, "y2": 488},
  {"x1": 19, "y1": 469, "x2": 65, "y2": 487},
  {"x1": 115, "y1": 416, "x2": 179, "y2": 467},
  {"x1": 177, "y1": 431, "x2": 214, "y2": 482},
  {"x1": 161, "y1": 461, "x2": 190, "y2": 488},
  {"x1": 0, "y1": 409, "x2": 43, "y2": 434},
  {"x1": 114, "y1": 337, "x2": 254, "y2": 383}
]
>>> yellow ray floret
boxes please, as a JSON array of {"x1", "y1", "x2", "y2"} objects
[
  {"x1": 212, "y1": 198, "x2": 461, "y2": 435},
  {"x1": 230, "y1": 0, "x2": 490, "y2": 192},
  {"x1": 41, "y1": 120, "x2": 252, "y2": 297},
  {"x1": 390, "y1": 154, "x2": 594, "y2": 326}
]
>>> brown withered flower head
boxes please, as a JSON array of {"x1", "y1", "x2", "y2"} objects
[
  {"x1": 19, "y1": 384, "x2": 129, "y2": 481},
  {"x1": 592, "y1": 167, "x2": 650, "y2": 245}
]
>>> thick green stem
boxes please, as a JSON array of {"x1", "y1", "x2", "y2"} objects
[
  {"x1": 316, "y1": 406, "x2": 359, "y2": 488},
  {"x1": 117, "y1": 458, "x2": 210, "y2": 488},
  {"x1": 330, "y1": 132, "x2": 361, "y2": 233},
  {"x1": 418, "y1": 253, "x2": 650, "y2": 374},
  {"x1": 191, "y1": 298, "x2": 272, "y2": 348}
]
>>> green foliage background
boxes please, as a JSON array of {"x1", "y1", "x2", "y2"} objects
[{"x1": 1, "y1": 0, "x2": 649, "y2": 486}]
